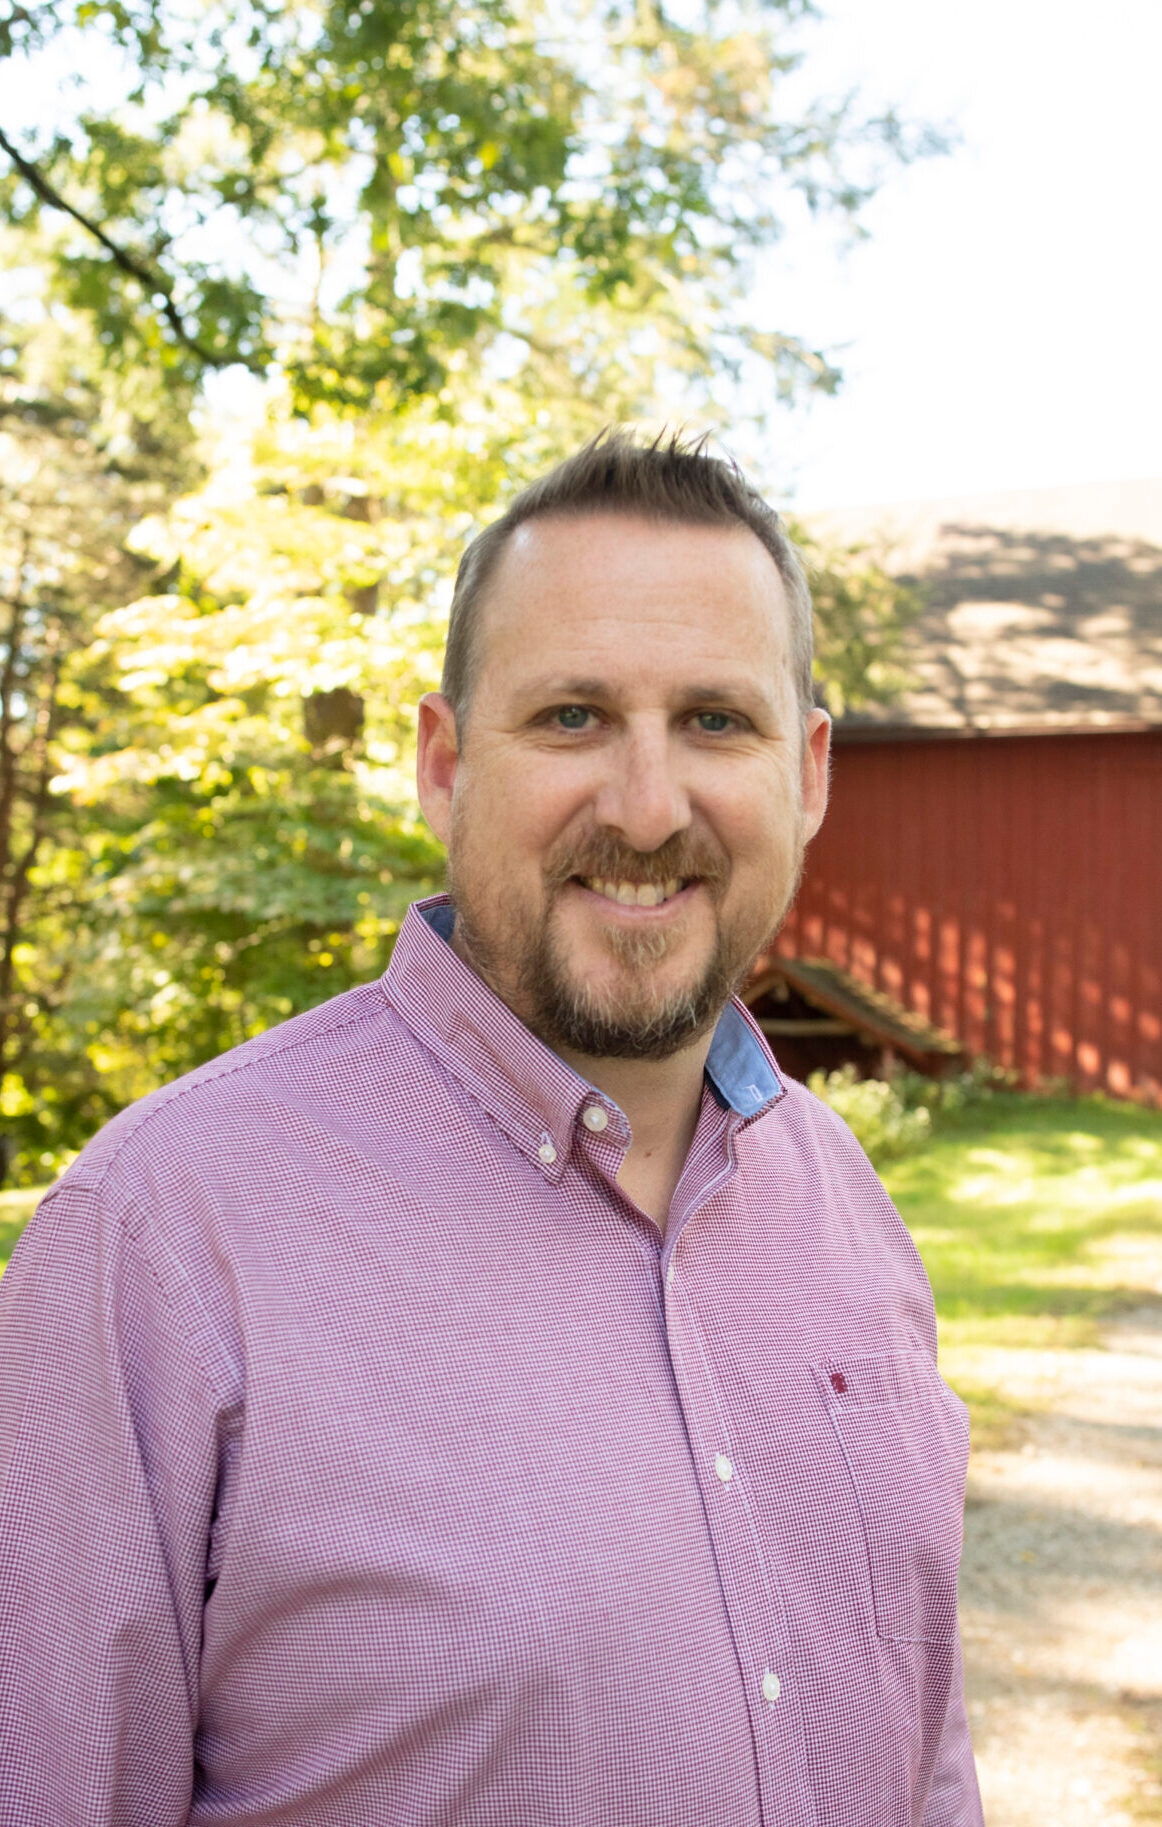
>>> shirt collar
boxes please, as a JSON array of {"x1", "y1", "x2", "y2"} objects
[
  {"x1": 704, "y1": 999, "x2": 783, "y2": 1117},
  {"x1": 381, "y1": 894, "x2": 783, "y2": 1179}
]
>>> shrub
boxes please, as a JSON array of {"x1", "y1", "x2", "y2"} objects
[
  {"x1": 808, "y1": 1064, "x2": 932, "y2": 1163},
  {"x1": 894, "y1": 1057, "x2": 1019, "y2": 1118},
  {"x1": 809, "y1": 1057, "x2": 1022, "y2": 1162}
]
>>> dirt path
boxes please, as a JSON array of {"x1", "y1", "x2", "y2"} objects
[{"x1": 952, "y1": 1309, "x2": 1162, "y2": 1823}]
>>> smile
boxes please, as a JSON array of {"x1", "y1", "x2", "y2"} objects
[{"x1": 578, "y1": 877, "x2": 687, "y2": 908}]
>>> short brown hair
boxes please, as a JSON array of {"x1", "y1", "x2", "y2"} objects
[{"x1": 441, "y1": 427, "x2": 815, "y2": 729}]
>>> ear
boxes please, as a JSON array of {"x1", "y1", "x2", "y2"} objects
[
  {"x1": 416, "y1": 692, "x2": 459, "y2": 846},
  {"x1": 799, "y1": 708, "x2": 831, "y2": 841}
]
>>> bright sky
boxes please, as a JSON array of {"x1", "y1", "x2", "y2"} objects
[{"x1": 768, "y1": 0, "x2": 1162, "y2": 507}]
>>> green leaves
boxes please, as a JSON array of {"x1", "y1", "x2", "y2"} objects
[
  {"x1": 0, "y1": 0, "x2": 936, "y2": 413},
  {"x1": 792, "y1": 520, "x2": 924, "y2": 717}
]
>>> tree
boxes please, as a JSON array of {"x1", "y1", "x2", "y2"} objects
[
  {"x1": 44, "y1": 357, "x2": 615, "y2": 1155},
  {"x1": 0, "y1": 291, "x2": 198, "y2": 1178},
  {"x1": 792, "y1": 519, "x2": 922, "y2": 717},
  {"x1": 0, "y1": 0, "x2": 939, "y2": 417}
]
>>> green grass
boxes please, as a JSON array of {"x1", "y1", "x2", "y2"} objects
[
  {"x1": 883, "y1": 1094, "x2": 1162, "y2": 1448},
  {"x1": 880, "y1": 1094, "x2": 1162, "y2": 1353}
]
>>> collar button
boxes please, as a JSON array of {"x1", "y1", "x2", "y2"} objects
[{"x1": 581, "y1": 1105, "x2": 609, "y2": 1134}]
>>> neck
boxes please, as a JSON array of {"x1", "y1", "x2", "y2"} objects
[{"x1": 555, "y1": 1036, "x2": 712, "y2": 1232}]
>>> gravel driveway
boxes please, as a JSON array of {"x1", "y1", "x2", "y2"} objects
[{"x1": 955, "y1": 1307, "x2": 1162, "y2": 1823}]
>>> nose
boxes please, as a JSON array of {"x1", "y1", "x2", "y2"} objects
[{"x1": 591, "y1": 718, "x2": 692, "y2": 853}]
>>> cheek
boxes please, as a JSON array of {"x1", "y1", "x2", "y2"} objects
[
  {"x1": 718, "y1": 771, "x2": 797, "y2": 844},
  {"x1": 455, "y1": 759, "x2": 583, "y2": 867},
  {"x1": 717, "y1": 796, "x2": 804, "y2": 890}
]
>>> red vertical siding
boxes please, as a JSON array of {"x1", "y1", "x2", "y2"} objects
[{"x1": 779, "y1": 730, "x2": 1162, "y2": 1104}]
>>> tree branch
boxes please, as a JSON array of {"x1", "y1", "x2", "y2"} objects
[{"x1": 0, "y1": 125, "x2": 263, "y2": 375}]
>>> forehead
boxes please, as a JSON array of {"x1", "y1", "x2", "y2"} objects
[{"x1": 472, "y1": 512, "x2": 791, "y2": 697}]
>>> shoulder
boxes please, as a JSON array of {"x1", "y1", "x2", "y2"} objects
[
  {"x1": 759, "y1": 1075, "x2": 912, "y2": 1220},
  {"x1": 51, "y1": 978, "x2": 399, "y2": 1201},
  {"x1": 761, "y1": 1072, "x2": 883, "y2": 1170},
  {"x1": 746, "y1": 1073, "x2": 934, "y2": 1308}
]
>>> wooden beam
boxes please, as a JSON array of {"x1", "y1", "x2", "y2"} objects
[{"x1": 758, "y1": 1018, "x2": 858, "y2": 1038}]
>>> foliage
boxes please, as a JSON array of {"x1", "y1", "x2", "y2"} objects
[
  {"x1": 0, "y1": 0, "x2": 941, "y2": 414},
  {"x1": 12, "y1": 364, "x2": 613, "y2": 1182},
  {"x1": 809, "y1": 1057, "x2": 1023, "y2": 1165},
  {"x1": 808, "y1": 1061, "x2": 932, "y2": 1163},
  {"x1": 791, "y1": 520, "x2": 925, "y2": 716},
  {"x1": 891, "y1": 1056, "x2": 1020, "y2": 1116},
  {"x1": 0, "y1": 297, "x2": 201, "y2": 1181},
  {"x1": 0, "y1": 1184, "x2": 39, "y2": 1266},
  {"x1": 65, "y1": 389, "x2": 604, "y2": 1024}
]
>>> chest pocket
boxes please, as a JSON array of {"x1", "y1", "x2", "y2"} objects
[{"x1": 814, "y1": 1350, "x2": 970, "y2": 1646}]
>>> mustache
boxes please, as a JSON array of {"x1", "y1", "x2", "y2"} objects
[{"x1": 544, "y1": 829, "x2": 729, "y2": 891}]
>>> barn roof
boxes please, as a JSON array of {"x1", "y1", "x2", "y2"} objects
[
  {"x1": 745, "y1": 957, "x2": 966, "y2": 1070},
  {"x1": 803, "y1": 478, "x2": 1162, "y2": 738}
]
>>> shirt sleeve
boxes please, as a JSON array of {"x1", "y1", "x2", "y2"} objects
[
  {"x1": 0, "y1": 1177, "x2": 228, "y2": 1826},
  {"x1": 922, "y1": 1637, "x2": 985, "y2": 1827}
]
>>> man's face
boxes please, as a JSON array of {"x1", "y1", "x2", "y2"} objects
[{"x1": 417, "y1": 512, "x2": 830, "y2": 1060}]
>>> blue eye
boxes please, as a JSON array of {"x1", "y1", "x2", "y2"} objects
[
  {"x1": 555, "y1": 706, "x2": 591, "y2": 730},
  {"x1": 696, "y1": 711, "x2": 732, "y2": 733}
]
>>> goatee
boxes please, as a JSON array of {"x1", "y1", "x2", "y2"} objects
[{"x1": 449, "y1": 826, "x2": 806, "y2": 1062}]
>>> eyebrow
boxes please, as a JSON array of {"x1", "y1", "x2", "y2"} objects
[
  {"x1": 672, "y1": 682, "x2": 775, "y2": 716},
  {"x1": 514, "y1": 677, "x2": 777, "y2": 717},
  {"x1": 518, "y1": 672, "x2": 771, "y2": 697},
  {"x1": 520, "y1": 678, "x2": 611, "y2": 703}
]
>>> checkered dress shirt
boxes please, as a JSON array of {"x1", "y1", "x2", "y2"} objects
[{"x1": 0, "y1": 895, "x2": 982, "y2": 1825}]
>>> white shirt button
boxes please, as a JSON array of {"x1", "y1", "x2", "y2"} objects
[
  {"x1": 714, "y1": 1454, "x2": 734, "y2": 1484},
  {"x1": 538, "y1": 1137, "x2": 557, "y2": 1165},
  {"x1": 581, "y1": 1105, "x2": 608, "y2": 1133},
  {"x1": 762, "y1": 1670, "x2": 781, "y2": 1705}
]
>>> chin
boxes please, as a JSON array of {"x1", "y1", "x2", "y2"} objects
[
  {"x1": 564, "y1": 948, "x2": 728, "y2": 1027},
  {"x1": 580, "y1": 946, "x2": 707, "y2": 1002}
]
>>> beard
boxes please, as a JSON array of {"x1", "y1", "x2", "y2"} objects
[{"x1": 448, "y1": 823, "x2": 807, "y2": 1062}]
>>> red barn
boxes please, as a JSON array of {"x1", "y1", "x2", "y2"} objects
[{"x1": 760, "y1": 481, "x2": 1162, "y2": 1105}]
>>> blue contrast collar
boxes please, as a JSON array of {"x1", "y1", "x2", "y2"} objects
[
  {"x1": 703, "y1": 1000, "x2": 782, "y2": 1115},
  {"x1": 420, "y1": 899, "x2": 781, "y2": 1120}
]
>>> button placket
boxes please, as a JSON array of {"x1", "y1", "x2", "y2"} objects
[{"x1": 663, "y1": 1282, "x2": 806, "y2": 1802}]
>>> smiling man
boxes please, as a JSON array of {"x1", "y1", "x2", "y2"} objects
[
  {"x1": 418, "y1": 485, "x2": 830, "y2": 1224},
  {"x1": 0, "y1": 431, "x2": 982, "y2": 1826}
]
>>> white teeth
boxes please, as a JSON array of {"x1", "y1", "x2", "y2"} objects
[{"x1": 582, "y1": 877, "x2": 685, "y2": 907}]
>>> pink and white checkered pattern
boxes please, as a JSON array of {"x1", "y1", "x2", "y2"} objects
[{"x1": 0, "y1": 896, "x2": 982, "y2": 1825}]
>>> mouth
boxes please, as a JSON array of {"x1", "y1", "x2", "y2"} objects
[{"x1": 573, "y1": 875, "x2": 692, "y2": 909}]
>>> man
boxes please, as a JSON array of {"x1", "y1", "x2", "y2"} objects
[{"x1": 0, "y1": 430, "x2": 982, "y2": 1825}]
